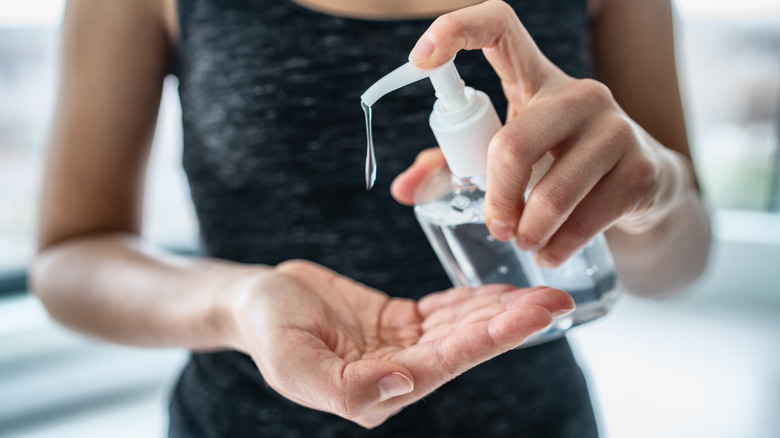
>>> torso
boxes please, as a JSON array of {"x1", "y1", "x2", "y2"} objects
[
  {"x1": 168, "y1": 1, "x2": 598, "y2": 436},
  {"x1": 173, "y1": 0, "x2": 593, "y2": 290}
]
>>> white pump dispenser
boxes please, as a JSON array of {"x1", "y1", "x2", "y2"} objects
[
  {"x1": 361, "y1": 58, "x2": 501, "y2": 180},
  {"x1": 362, "y1": 58, "x2": 619, "y2": 345}
]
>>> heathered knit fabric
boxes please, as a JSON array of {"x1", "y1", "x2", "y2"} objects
[{"x1": 170, "y1": 1, "x2": 598, "y2": 436}]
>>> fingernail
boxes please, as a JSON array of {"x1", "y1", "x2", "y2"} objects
[
  {"x1": 489, "y1": 220, "x2": 514, "y2": 241},
  {"x1": 553, "y1": 305, "x2": 576, "y2": 318},
  {"x1": 409, "y1": 36, "x2": 435, "y2": 64},
  {"x1": 379, "y1": 372, "x2": 413, "y2": 401}
]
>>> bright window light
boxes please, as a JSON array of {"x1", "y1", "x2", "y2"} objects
[
  {"x1": 676, "y1": 0, "x2": 780, "y2": 18},
  {"x1": 0, "y1": 0, "x2": 64, "y2": 26}
]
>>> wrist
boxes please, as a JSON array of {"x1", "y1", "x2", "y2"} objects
[
  {"x1": 615, "y1": 147, "x2": 693, "y2": 234},
  {"x1": 201, "y1": 263, "x2": 272, "y2": 353}
]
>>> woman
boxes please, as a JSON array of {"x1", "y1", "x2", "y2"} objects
[{"x1": 33, "y1": 0, "x2": 710, "y2": 436}]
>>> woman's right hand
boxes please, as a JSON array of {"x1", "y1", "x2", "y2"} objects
[
  {"x1": 228, "y1": 260, "x2": 574, "y2": 429},
  {"x1": 394, "y1": 0, "x2": 695, "y2": 271}
]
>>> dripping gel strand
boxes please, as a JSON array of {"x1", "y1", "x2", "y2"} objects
[{"x1": 362, "y1": 100, "x2": 376, "y2": 190}]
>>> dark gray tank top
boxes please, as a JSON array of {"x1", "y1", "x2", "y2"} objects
[{"x1": 171, "y1": 1, "x2": 597, "y2": 436}]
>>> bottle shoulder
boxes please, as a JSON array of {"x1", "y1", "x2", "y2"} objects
[
  {"x1": 414, "y1": 169, "x2": 486, "y2": 226},
  {"x1": 414, "y1": 167, "x2": 485, "y2": 203}
]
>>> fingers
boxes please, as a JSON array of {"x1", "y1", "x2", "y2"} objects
[
  {"x1": 391, "y1": 147, "x2": 447, "y2": 206},
  {"x1": 418, "y1": 286, "x2": 574, "y2": 343},
  {"x1": 484, "y1": 80, "x2": 655, "y2": 262},
  {"x1": 527, "y1": 116, "x2": 660, "y2": 267},
  {"x1": 502, "y1": 286, "x2": 575, "y2": 316},
  {"x1": 483, "y1": 85, "x2": 589, "y2": 240},
  {"x1": 422, "y1": 286, "x2": 572, "y2": 376},
  {"x1": 377, "y1": 286, "x2": 572, "y2": 425},
  {"x1": 536, "y1": 152, "x2": 655, "y2": 268},
  {"x1": 418, "y1": 284, "x2": 513, "y2": 317},
  {"x1": 482, "y1": 79, "x2": 618, "y2": 241},
  {"x1": 513, "y1": 115, "x2": 626, "y2": 250},
  {"x1": 417, "y1": 301, "x2": 554, "y2": 379},
  {"x1": 386, "y1": 288, "x2": 567, "y2": 413},
  {"x1": 408, "y1": 0, "x2": 556, "y2": 96}
]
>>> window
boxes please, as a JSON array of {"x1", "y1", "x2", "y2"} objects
[
  {"x1": 0, "y1": 3, "x2": 63, "y2": 293},
  {"x1": 0, "y1": 5, "x2": 194, "y2": 432},
  {"x1": 0, "y1": 1, "x2": 198, "y2": 296},
  {"x1": 677, "y1": 1, "x2": 780, "y2": 210}
]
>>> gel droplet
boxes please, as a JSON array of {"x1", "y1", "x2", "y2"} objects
[
  {"x1": 497, "y1": 265, "x2": 509, "y2": 274},
  {"x1": 362, "y1": 101, "x2": 376, "y2": 190}
]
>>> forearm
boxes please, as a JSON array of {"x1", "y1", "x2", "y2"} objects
[
  {"x1": 588, "y1": 0, "x2": 712, "y2": 295},
  {"x1": 31, "y1": 232, "x2": 265, "y2": 350},
  {"x1": 606, "y1": 188, "x2": 711, "y2": 297}
]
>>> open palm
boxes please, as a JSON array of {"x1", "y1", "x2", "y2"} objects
[{"x1": 233, "y1": 260, "x2": 573, "y2": 429}]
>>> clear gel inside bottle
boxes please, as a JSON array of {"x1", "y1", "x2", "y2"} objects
[{"x1": 414, "y1": 167, "x2": 619, "y2": 345}]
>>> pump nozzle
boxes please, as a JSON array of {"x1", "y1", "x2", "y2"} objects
[
  {"x1": 361, "y1": 57, "x2": 502, "y2": 179},
  {"x1": 361, "y1": 58, "x2": 467, "y2": 111}
]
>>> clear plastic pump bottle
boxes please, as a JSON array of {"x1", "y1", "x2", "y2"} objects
[{"x1": 362, "y1": 59, "x2": 619, "y2": 344}]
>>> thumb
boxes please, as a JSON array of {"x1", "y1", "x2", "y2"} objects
[
  {"x1": 408, "y1": 0, "x2": 557, "y2": 100},
  {"x1": 259, "y1": 336, "x2": 414, "y2": 421},
  {"x1": 391, "y1": 147, "x2": 447, "y2": 205},
  {"x1": 339, "y1": 359, "x2": 414, "y2": 415}
]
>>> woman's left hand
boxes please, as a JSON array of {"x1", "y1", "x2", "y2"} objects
[
  {"x1": 232, "y1": 260, "x2": 574, "y2": 428},
  {"x1": 391, "y1": 0, "x2": 691, "y2": 269}
]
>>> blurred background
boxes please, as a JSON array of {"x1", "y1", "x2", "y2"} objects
[{"x1": 0, "y1": 0, "x2": 778, "y2": 437}]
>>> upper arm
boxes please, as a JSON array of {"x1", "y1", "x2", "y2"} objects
[
  {"x1": 590, "y1": 0, "x2": 691, "y2": 161},
  {"x1": 39, "y1": 0, "x2": 176, "y2": 249}
]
